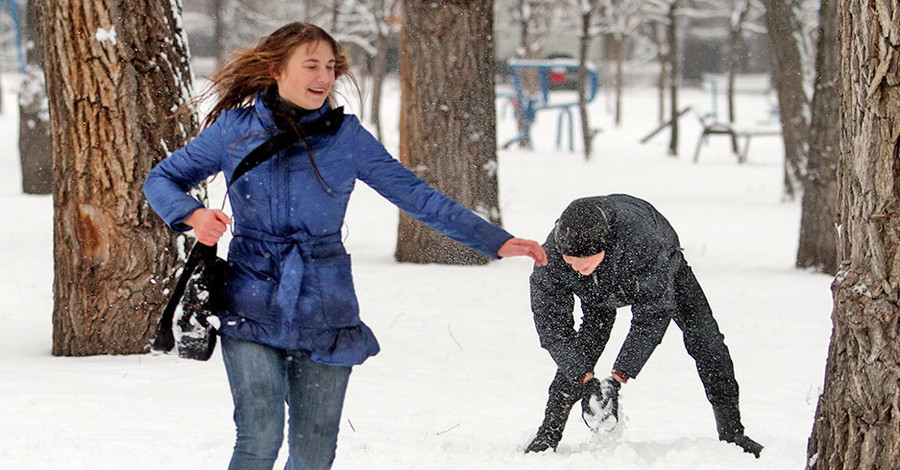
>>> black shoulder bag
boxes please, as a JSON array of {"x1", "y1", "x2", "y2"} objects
[{"x1": 150, "y1": 132, "x2": 302, "y2": 360}]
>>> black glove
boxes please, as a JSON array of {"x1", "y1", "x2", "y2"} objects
[
  {"x1": 581, "y1": 376, "x2": 620, "y2": 432},
  {"x1": 721, "y1": 432, "x2": 763, "y2": 458}
]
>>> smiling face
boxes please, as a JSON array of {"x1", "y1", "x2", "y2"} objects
[{"x1": 271, "y1": 40, "x2": 336, "y2": 110}]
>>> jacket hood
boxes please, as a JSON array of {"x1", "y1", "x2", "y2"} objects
[{"x1": 554, "y1": 197, "x2": 615, "y2": 257}]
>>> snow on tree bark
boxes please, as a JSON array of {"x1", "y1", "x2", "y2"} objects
[
  {"x1": 396, "y1": 0, "x2": 502, "y2": 265},
  {"x1": 806, "y1": 0, "x2": 900, "y2": 467},
  {"x1": 39, "y1": 0, "x2": 197, "y2": 355}
]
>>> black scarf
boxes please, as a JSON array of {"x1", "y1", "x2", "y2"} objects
[
  {"x1": 265, "y1": 86, "x2": 344, "y2": 138},
  {"x1": 263, "y1": 86, "x2": 344, "y2": 194}
]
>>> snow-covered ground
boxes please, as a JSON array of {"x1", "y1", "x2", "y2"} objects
[{"x1": 0, "y1": 71, "x2": 832, "y2": 469}]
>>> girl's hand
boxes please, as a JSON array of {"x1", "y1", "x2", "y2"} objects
[
  {"x1": 184, "y1": 208, "x2": 232, "y2": 246},
  {"x1": 498, "y1": 238, "x2": 548, "y2": 266}
]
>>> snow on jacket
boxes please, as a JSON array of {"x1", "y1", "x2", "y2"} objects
[
  {"x1": 530, "y1": 194, "x2": 682, "y2": 382},
  {"x1": 144, "y1": 95, "x2": 513, "y2": 366}
]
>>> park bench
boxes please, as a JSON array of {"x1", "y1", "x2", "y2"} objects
[
  {"x1": 692, "y1": 74, "x2": 781, "y2": 163},
  {"x1": 692, "y1": 122, "x2": 782, "y2": 164}
]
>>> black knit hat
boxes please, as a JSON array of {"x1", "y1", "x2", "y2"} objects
[{"x1": 554, "y1": 198, "x2": 611, "y2": 257}]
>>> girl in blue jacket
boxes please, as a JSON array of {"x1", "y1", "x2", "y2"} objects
[{"x1": 143, "y1": 22, "x2": 546, "y2": 470}]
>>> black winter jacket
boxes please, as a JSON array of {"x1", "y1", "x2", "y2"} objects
[{"x1": 530, "y1": 194, "x2": 683, "y2": 383}]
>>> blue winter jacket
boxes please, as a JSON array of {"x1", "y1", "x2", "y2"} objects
[{"x1": 143, "y1": 95, "x2": 513, "y2": 366}]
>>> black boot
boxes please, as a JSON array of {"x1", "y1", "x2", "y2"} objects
[
  {"x1": 714, "y1": 404, "x2": 763, "y2": 458},
  {"x1": 525, "y1": 388, "x2": 579, "y2": 453},
  {"x1": 713, "y1": 403, "x2": 744, "y2": 438},
  {"x1": 525, "y1": 422, "x2": 564, "y2": 453}
]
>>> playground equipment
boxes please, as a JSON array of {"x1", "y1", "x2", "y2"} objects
[
  {"x1": 501, "y1": 58, "x2": 600, "y2": 151},
  {"x1": 0, "y1": 0, "x2": 24, "y2": 72}
]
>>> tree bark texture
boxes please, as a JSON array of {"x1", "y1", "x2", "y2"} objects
[
  {"x1": 796, "y1": 0, "x2": 839, "y2": 274},
  {"x1": 40, "y1": 0, "x2": 197, "y2": 355},
  {"x1": 806, "y1": 0, "x2": 900, "y2": 467},
  {"x1": 19, "y1": 0, "x2": 52, "y2": 194},
  {"x1": 397, "y1": 0, "x2": 501, "y2": 265},
  {"x1": 762, "y1": 0, "x2": 808, "y2": 200}
]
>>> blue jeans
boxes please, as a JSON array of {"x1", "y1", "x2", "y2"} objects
[{"x1": 221, "y1": 335, "x2": 352, "y2": 470}]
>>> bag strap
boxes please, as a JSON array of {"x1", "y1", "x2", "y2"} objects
[
  {"x1": 230, "y1": 131, "x2": 298, "y2": 187},
  {"x1": 229, "y1": 106, "x2": 344, "y2": 189},
  {"x1": 151, "y1": 129, "x2": 302, "y2": 354}
]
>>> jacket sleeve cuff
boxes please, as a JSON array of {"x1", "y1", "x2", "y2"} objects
[
  {"x1": 490, "y1": 233, "x2": 515, "y2": 259},
  {"x1": 165, "y1": 200, "x2": 204, "y2": 233}
]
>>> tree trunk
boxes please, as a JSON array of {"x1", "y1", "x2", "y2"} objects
[
  {"x1": 512, "y1": 0, "x2": 534, "y2": 148},
  {"x1": 806, "y1": 0, "x2": 900, "y2": 467},
  {"x1": 612, "y1": 34, "x2": 624, "y2": 127},
  {"x1": 666, "y1": 3, "x2": 679, "y2": 157},
  {"x1": 577, "y1": 5, "x2": 593, "y2": 160},
  {"x1": 724, "y1": 18, "x2": 742, "y2": 155},
  {"x1": 396, "y1": 0, "x2": 501, "y2": 265},
  {"x1": 795, "y1": 0, "x2": 838, "y2": 274},
  {"x1": 762, "y1": 0, "x2": 808, "y2": 200},
  {"x1": 18, "y1": 0, "x2": 51, "y2": 195},
  {"x1": 39, "y1": 0, "x2": 197, "y2": 355},
  {"x1": 725, "y1": 3, "x2": 750, "y2": 125},
  {"x1": 213, "y1": 0, "x2": 228, "y2": 68},
  {"x1": 369, "y1": 27, "x2": 386, "y2": 141},
  {"x1": 725, "y1": 28, "x2": 738, "y2": 124},
  {"x1": 652, "y1": 22, "x2": 667, "y2": 123},
  {"x1": 368, "y1": 0, "x2": 397, "y2": 142},
  {"x1": 510, "y1": 0, "x2": 557, "y2": 148}
]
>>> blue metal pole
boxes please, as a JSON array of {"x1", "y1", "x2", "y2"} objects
[{"x1": 2, "y1": 0, "x2": 25, "y2": 72}]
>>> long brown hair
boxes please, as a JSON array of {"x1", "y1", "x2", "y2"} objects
[{"x1": 199, "y1": 22, "x2": 350, "y2": 129}]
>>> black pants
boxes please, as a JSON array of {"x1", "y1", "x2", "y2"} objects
[{"x1": 537, "y1": 258, "x2": 741, "y2": 436}]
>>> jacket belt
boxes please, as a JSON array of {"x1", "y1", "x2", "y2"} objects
[{"x1": 233, "y1": 227, "x2": 343, "y2": 316}]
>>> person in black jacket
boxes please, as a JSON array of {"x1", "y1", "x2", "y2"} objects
[{"x1": 525, "y1": 195, "x2": 762, "y2": 457}]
